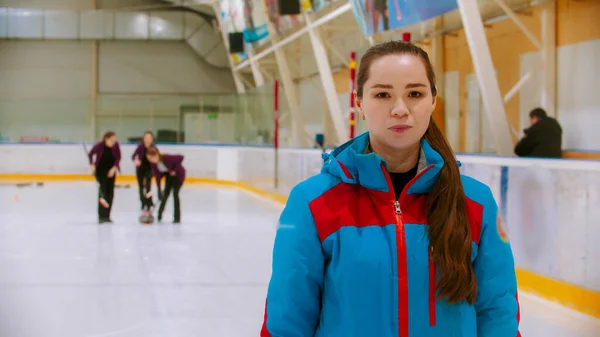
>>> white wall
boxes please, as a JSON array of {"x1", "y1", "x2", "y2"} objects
[
  {"x1": 444, "y1": 71, "x2": 460, "y2": 151},
  {"x1": 99, "y1": 41, "x2": 234, "y2": 95},
  {"x1": 0, "y1": 39, "x2": 237, "y2": 143},
  {"x1": 520, "y1": 39, "x2": 600, "y2": 152},
  {"x1": 0, "y1": 0, "x2": 161, "y2": 10},
  {"x1": 0, "y1": 0, "x2": 92, "y2": 10},
  {"x1": 0, "y1": 0, "x2": 237, "y2": 144},
  {"x1": 0, "y1": 41, "x2": 92, "y2": 100},
  {"x1": 0, "y1": 41, "x2": 93, "y2": 142}
]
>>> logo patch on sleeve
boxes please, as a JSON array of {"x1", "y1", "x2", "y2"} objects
[{"x1": 496, "y1": 213, "x2": 510, "y2": 243}]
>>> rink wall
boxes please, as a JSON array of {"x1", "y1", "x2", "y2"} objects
[{"x1": 1, "y1": 142, "x2": 599, "y2": 318}]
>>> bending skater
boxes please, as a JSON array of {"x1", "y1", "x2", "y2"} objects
[
  {"x1": 88, "y1": 131, "x2": 121, "y2": 224},
  {"x1": 131, "y1": 131, "x2": 159, "y2": 211},
  {"x1": 146, "y1": 147, "x2": 185, "y2": 224}
]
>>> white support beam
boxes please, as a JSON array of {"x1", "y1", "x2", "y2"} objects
[
  {"x1": 273, "y1": 46, "x2": 308, "y2": 147},
  {"x1": 540, "y1": 1, "x2": 556, "y2": 118},
  {"x1": 234, "y1": 2, "x2": 352, "y2": 71},
  {"x1": 254, "y1": 1, "x2": 308, "y2": 147},
  {"x1": 323, "y1": 38, "x2": 350, "y2": 68},
  {"x1": 248, "y1": 49, "x2": 265, "y2": 87},
  {"x1": 260, "y1": 67, "x2": 274, "y2": 82},
  {"x1": 431, "y1": 17, "x2": 444, "y2": 100},
  {"x1": 494, "y1": 0, "x2": 542, "y2": 49},
  {"x1": 212, "y1": 2, "x2": 245, "y2": 94},
  {"x1": 457, "y1": 0, "x2": 514, "y2": 156},
  {"x1": 304, "y1": 10, "x2": 348, "y2": 145},
  {"x1": 504, "y1": 72, "x2": 532, "y2": 104}
]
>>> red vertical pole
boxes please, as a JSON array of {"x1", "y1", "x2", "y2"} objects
[
  {"x1": 274, "y1": 79, "x2": 279, "y2": 149},
  {"x1": 349, "y1": 51, "x2": 357, "y2": 139},
  {"x1": 273, "y1": 80, "x2": 279, "y2": 189}
]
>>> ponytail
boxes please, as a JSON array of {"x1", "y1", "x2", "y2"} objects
[{"x1": 424, "y1": 119, "x2": 478, "y2": 304}]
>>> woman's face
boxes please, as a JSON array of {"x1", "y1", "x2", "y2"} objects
[
  {"x1": 146, "y1": 154, "x2": 159, "y2": 164},
  {"x1": 104, "y1": 135, "x2": 116, "y2": 147},
  {"x1": 143, "y1": 133, "x2": 153, "y2": 147},
  {"x1": 356, "y1": 54, "x2": 436, "y2": 151}
]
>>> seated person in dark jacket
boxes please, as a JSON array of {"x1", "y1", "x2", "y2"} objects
[{"x1": 514, "y1": 107, "x2": 562, "y2": 158}]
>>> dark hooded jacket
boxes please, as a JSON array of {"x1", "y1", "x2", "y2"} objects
[{"x1": 514, "y1": 117, "x2": 562, "y2": 158}]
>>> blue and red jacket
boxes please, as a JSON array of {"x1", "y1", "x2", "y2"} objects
[{"x1": 261, "y1": 132, "x2": 520, "y2": 337}]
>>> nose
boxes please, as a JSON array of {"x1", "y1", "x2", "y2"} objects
[{"x1": 391, "y1": 98, "x2": 410, "y2": 117}]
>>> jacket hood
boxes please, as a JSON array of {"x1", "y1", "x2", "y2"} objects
[{"x1": 320, "y1": 132, "x2": 453, "y2": 195}]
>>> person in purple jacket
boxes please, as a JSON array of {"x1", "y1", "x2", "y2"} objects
[
  {"x1": 88, "y1": 131, "x2": 121, "y2": 224},
  {"x1": 131, "y1": 131, "x2": 160, "y2": 211},
  {"x1": 146, "y1": 147, "x2": 185, "y2": 224}
]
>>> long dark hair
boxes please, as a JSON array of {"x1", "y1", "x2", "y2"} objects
[{"x1": 356, "y1": 41, "x2": 476, "y2": 304}]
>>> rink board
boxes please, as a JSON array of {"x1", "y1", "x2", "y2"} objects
[{"x1": 0, "y1": 142, "x2": 599, "y2": 318}]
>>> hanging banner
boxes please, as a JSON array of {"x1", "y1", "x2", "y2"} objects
[
  {"x1": 349, "y1": 0, "x2": 458, "y2": 36},
  {"x1": 264, "y1": 0, "x2": 304, "y2": 36},
  {"x1": 311, "y1": 0, "x2": 337, "y2": 12},
  {"x1": 220, "y1": 0, "x2": 271, "y2": 63}
]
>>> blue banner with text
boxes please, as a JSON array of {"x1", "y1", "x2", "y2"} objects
[{"x1": 350, "y1": 0, "x2": 457, "y2": 36}]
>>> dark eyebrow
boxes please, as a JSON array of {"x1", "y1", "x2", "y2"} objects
[
  {"x1": 370, "y1": 83, "x2": 427, "y2": 89},
  {"x1": 370, "y1": 84, "x2": 393, "y2": 89}
]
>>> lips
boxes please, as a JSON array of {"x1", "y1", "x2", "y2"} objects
[{"x1": 390, "y1": 125, "x2": 412, "y2": 133}]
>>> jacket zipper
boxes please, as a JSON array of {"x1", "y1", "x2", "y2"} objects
[
  {"x1": 429, "y1": 246, "x2": 436, "y2": 326},
  {"x1": 397, "y1": 199, "x2": 437, "y2": 328},
  {"x1": 392, "y1": 198, "x2": 409, "y2": 337},
  {"x1": 383, "y1": 163, "x2": 437, "y2": 336}
]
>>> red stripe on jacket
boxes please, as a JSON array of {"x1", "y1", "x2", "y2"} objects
[{"x1": 260, "y1": 300, "x2": 272, "y2": 337}]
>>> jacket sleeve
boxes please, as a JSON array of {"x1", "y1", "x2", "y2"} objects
[
  {"x1": 474, "y1": 188, "x2": 521, "y2": 337},
  {"x1": 172, "y1": 154, "x2": 184, "y2": 167},
  {"x1": 151, "y1": 165, "x2": 162, "y2": 195},
  {"x1": 131, "y1": 144, "x2": 141, "y2": 160},
  {"x1": 514, "y1": 124, "x2": 541, "y2": 156},
  {"x1": 114, "y1": 142, "x2": 122, "y2": 171},
  {"x1": 88, "y1": 142, "x2": 99, "y2": 165},
  {"x1": 260, "y1": 186, "x2": 324, "y2": 337}
]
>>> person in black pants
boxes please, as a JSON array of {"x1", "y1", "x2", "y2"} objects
[
  {"x1": 88, "y1": 131, "x2": 121, "y2": 224},
  {"x1": 146, "y1": 147, "x2": 185, "y2": 224},
  {"x1": 131, "y1": 131, "x2": 159, "y2": 211},
  {"x1": 372, "y1": 0, "x2": 389, "y2": 33}
]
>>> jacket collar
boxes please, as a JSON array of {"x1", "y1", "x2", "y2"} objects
[{"x1": 321, "y1": 132, "x2": 451, "y2": 195}]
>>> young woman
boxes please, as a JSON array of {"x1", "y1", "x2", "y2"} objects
[
  {"x1": 146, "y1": 147, "x2": 185, "y2": 224},
  {"x1": 88, "y1": 131, "x2": 121, "y2": 224},
  {"x1": 131, "y1": 131, "x2": 159, "y2": 211},
  {"x1": 260, "y1": 41, "x2": 520, "y2": 336}
]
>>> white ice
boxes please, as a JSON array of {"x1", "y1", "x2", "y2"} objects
[{"x1": 0, "y1": 182, "x2": 598, "y2": 337}]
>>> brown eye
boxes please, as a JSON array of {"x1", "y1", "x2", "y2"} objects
[
  {"x1": 408, "y1": 91, "x2": 422, "y2": 98},
  {"x1": 375, "y1": 92, "x2": 391, "y2": 99}
]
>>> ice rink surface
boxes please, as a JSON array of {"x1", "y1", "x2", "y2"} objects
[{"x1": 0, "y1": 182, "x2": 598, "y2": 337}]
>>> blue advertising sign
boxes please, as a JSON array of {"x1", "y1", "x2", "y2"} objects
[
  {"x1": 220, "y1": 0, "x2": 271, "y2": 63},
  {"x1": 350, "y1": 0, "x2": 458, "y2": 36}
]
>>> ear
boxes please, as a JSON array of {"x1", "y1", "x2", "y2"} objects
[
  {"x1": 431, "y1": 95, "x2": 437, "y2": 113},
  {"x1": 355, "y1": 91, "x2": 364, "y2": 118}
]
